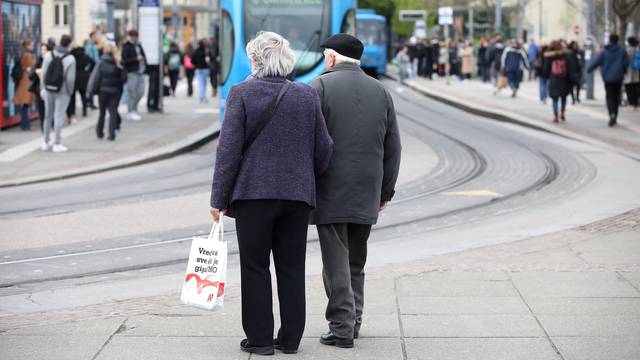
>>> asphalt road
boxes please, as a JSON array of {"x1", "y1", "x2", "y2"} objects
[{"x1": 1, "y1": 80, "x2": 639, "y2": 315}]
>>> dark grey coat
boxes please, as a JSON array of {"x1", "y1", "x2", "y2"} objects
[{"x1": 311, "y1": 62, "x2": 402, "y2": 225}]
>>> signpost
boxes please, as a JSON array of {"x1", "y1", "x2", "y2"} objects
[
  {"x1": 138, "y1": 0, "x2": 163, "y2": 112},
  {"x1": 399, "y1": 10, "x2": 427, "y2": 22}
]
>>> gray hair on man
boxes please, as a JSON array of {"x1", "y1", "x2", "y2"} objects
[
  {"x1": 324, "y1": 48, "x2": 361, "y2": 66},
  {"x1": 246, "y1": 31, "x2": 296, "y2": 78}
]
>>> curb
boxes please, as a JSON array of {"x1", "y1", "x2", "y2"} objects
[
  {"x1": 386, "y1": 73, "x2": 640, "y2": 162},
  {"x1": 0, "y1": 125, "x2": 220, "y2": 188}
]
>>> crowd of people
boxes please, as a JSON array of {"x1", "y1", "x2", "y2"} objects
[
  {"x1": 395, "y1": 33, "x2": 640, "y2": 126},
  {"x1": 11, "y1": 30, "x2": 220, "y2": 151}
]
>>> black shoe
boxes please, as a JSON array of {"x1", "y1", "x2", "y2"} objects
[
  {"x1": 609, "y1": 115, "x2": 617, "y2": 127},
  {"x1": 273, "y1": 338, "x2": 298, "y2": 354},
  {"x1": 319, "y1": 332, "x2": 354, "y2": 348},
  {"x1": 240, "y1": 339, "x2": 274, "y2": 356},
  {"x1": 354, "y1": 329, "x2": 359, "y2": 339},
  {"x1": 107, "y1": 136, "x2": 116, "y2": 141},
  {"x1": 96, "y1": 133, "x2": 104, "y2": 140}
]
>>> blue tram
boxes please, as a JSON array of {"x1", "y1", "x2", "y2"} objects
[
  {"x1": 356, "y1": 9, "x2": 387, "y2": 77},
  {"x1": 219, "y1": 0, "x2": 357, "y2": 117}
]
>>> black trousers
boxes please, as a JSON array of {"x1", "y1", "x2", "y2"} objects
[
  {"x1": 625, "y1": 82, "x2": 640, "y2": 107},
  {"x1": 168, "y1": 70, "x2": 179, "y2": 94},
  {"x1": 97, "y1": 92, "x2": 120, "y2": 139},
  {"x1": 317, "y1": 223, "x2": 372, "y2": 339},
  {"x1": 185, "y1": 69, "x2": 195, "y2": 96},
  {"x1": 604, "y1": 81, "x2": 623, "y2": 118},
  {"x1": 66, "y1": 87, "x2": 88, "y2": 118},
  {"x1": 209, "y1": 68, "x2": 218, "y2": 96},
  {"x1": 147, "y1": 65, "x2": 160, "y2": 111},
  {"x1": 233, "y1": 199, "x2": 311, "y2": 350}
]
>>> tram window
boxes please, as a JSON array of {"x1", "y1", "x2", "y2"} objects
[
  {"x1": 356, "y1": 20, "x2": 385, "y2": 46},
  {"x1": 341, "y1": 8, "x2": 356, "y2": 36},
  {"x1": 220, "y1": 10, "x2": 234, "y2": 85},
  {"x1": 244, "y1": 0, "x2": 331, "y2": 76}
]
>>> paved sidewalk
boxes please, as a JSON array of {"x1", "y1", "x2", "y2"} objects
[
  {"x1": 0, "y1": 91, "x2": 220, "y2": 187},
  {"x1": 1, "y1": 209, "x2": 638, "y2": 360},
  {"x1": 395, "y1": 70, "x2": 640, "y2": 159}
]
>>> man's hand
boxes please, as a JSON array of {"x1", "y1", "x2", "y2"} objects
[
  {"x1": 379, "y1": 201, "x2": 389, "y2": 212},
  {"x1": 210, "y1": 208, "x2": 225, "y2": 222}
]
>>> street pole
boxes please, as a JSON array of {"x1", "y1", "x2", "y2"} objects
[
  {"x1": 495, "y1": 0, "x2": 502, "y2": 34},
  {"x1": 69, "y1": 0, "x2": 75, "y2": 40},
  {"x1": 538, "y1": 0, "x2": 543, "y2": 40},
  {"x1": 468, "y1": 7, "x2": 474, "y2": 40},
  {"x1": 106, "y1": 0, "x2": 115, "y2": 34},
  {"x1": 172, "y1": 0, "x2": 178, "y2": 41},
  {"x1": 586, "y1": 0, "x2": 596, "y2": 100},
  {"x1": 516, "y1": 0, "x2": 523, "y2": 41},
  {"x1": 604, "y1": 0, "x2": 610, "y2": 43},
  {"x1": 159, "y1": 0, "x2": 164, "y2": 113}
]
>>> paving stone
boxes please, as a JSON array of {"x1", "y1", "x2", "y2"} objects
[
  {"x1": 271, "y1": 338, "x2": 402, "y2": 360},
  {"x1": 0, "y1": 335, "x2": 107, "y2": 360},
  {"x1": 404, "y1": 338, "x2": 560, "y2": 360},
  {"x1": 573, "y1": 235, "x2": 640, "y2": 265},
  {"x1": 401, "y1": 314, "x2": 544, "y2": 337},
  {"x1": 553, "y1": 337, "x2": 640, "y2": 360},
  {"x1": 619, "y1": 272, "x2": 640, "y2": 290},
  {"x1": 402, "y1": 272, "x2": 510, "y2": 282},
  {"x1": 399, "y1": 296, "x2": 529, "y2": 315},
  {"x1": 122, "y1": 313, "x2": 245, "y2": 337},
  {"x1": 527, "y1": 297, "x2": 640, "y2": 315},
  {"x1": 511, "y1": 272, "x2": 640, "y2": 298},
  {"x1": 2, "y1": 316, "x2": 125, "y2": 335},
  {"x1": 397, "y1": 278, "x2": 517, "y2": 297},
  {"x1": 95, "y1": 336, "x2": 248, "y2": 360},
  {"x1": 538, "y1": 315, "x2": 640, "y2": 337},
  {"x1": 301, "y1": 314, "x2": 400, "y2": 338}
]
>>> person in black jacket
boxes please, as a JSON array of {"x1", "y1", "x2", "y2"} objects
[
  {"x1": 567, "y1": 41, "x2": 585, "y2": 104},
  {"x1": 543, "y1": 40, "x2": 573, "y2": 123},
  {"x1": 209, "y1": 36, "x2": 219, "y2": 97},
  {"x1": 121, "y1": 29, "x2": 146, "y2": 121},
  {"x1": 88, "y1": 44, "x2": 126, "y2": 140},
  {"x1": 29, "y1": 43, "x2": 50, "y2": 131},
  {"x1": 66, "y1": 45, "x2": 95, "y2": 121},
  {"x1": 477, "y1": 37, "x2": 489, "y2": 82},
  {"x1": 192, "y1": 39, "x2": 212, "y2": 103}
]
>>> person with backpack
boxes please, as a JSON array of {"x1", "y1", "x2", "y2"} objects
[
  {"x1": 543, "y1": 40, "x2": 573, "y2": 123},
  {"x1": 486, "y1": 34, "x2": 505, "y2": 86},
  {"x1": 587, "y1": 33, "x2": 630, "y2": 126},
  {"x1": 87, "y1": 44, "x2": 126, "y2": 141},
  {"x1": 13, "y1": 39, "x2": 36, "y2": 131},
  {"x1": 624, "y1": 37, "x2": 639, "y2": 111},
  {"x1": 164, "y1": 42, "x2": 182, "y2": 97},
  {"x1": 183, "y1": 44, "x2": 196, "y2": 97},
  {"x1": 121, "y1": 29, "x2": 147, "y2": 121},
  {"x1": 500, "y1": 39, "x2": 529, "y2": 97},
  {"x1": 41, "y1": 34, "x2": 76, "y2": 153},
  {"x1": 66, "y1": 44, "x2": 95, "y2": 122}
]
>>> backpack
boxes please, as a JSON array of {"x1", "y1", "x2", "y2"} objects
[
  {"x1": 551, "y1": 57, "x2": 567, "y2": 77},
  {"x1": 44, "y1": 53, "x2": 70, "y2": 92},
  {"x1": 632, "y1": 49, "x2": 640, "y2": 71},
  {"x1": 11, "y1": 58, "x2": 23, "y2": 84},
  {"x1": 168, "y1": 52, "x2": 181, "y2": 71}
]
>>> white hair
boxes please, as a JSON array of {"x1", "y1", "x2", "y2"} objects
[
  {"x1": 324, "y1": 48, "x2": 361, "y2": 66},
  {"x1": 246, "y1": 31, "x2": 296, "y2": 78}
]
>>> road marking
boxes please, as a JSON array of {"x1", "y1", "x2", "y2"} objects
[{"x1": 442, "y1": 190, "x2": 503, "y2": 197}]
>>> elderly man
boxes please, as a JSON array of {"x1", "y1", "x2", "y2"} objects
[{"x1": 312, "y1": 33, "x2": 402, "y2": 348}]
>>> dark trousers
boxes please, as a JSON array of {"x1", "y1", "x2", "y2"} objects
[
  {"x1": 36, "y1": 94, "x2": 45, "y2": 131},
  {"x1": 604, "y1": 81, "x2": 623, "y2": 118},
  {"x1": 185, "y1": 69, "x2": 195, "y2": 96},
  {"x1": 209, "y1": 68, "x2": 218, "y2": 96},
  {"x1": 571, "y1": 82, "x2": 582, "y2": 103},
  {"x1": 19, "y1": 104, "x2": 31, "y2": 130},
  {"x1": 625, "y1": 82, "x2": 640, "y2": 107},
  {"x1": 67, "y1": 87, "x2": 88, "y2": 118},
  {"x1": 147, "y1": 65, "x2": 160, "y2": 111},
  {"x1": 97, "y1": 92, "x2": 120, "y2": 139},
  {"x1": 168, "y1": 70, "x2": 179, "y2": 94},
  {"x1": 317, "y1": 223, "x2": 372, "y2": 339},
  {"x1": 234, "y1": 199, "x2": 311, "y2": 350}
]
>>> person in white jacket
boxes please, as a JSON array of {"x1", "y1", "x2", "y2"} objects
[{"x1": 41, "y1": 34, "x2": 76, "y2": 153}]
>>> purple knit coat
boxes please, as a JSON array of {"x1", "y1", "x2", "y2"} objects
[{"x1": 210, "y1": 77, "x2": 333, "y2": 210}]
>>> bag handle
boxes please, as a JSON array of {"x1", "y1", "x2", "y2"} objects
[
  {"x1": 207, "y1": 218, "x2": 225, "y2": 242},
  {"x1": 241, "y1": 80, "x2": 291, "y2": 157}
]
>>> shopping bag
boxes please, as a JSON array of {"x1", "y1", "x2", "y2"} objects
[
  {"x1": 180, "y1": 219, "x2": 227, "y2": 310},
  {"x1": 497, "y1": 75, "x2": 508, "y2": 89}
]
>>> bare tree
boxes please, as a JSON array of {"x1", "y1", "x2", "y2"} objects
[{"x1": 612, "y1": 0, "x2": 640, "y2": 36}]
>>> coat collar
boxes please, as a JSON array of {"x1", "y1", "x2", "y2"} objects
[{"x1": 322, "y1": 62, "x2": 364, "y2": 76}]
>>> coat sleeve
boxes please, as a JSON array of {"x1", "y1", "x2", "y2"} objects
[
  {"x1": 86, "y1": 61, "x2": 101, "y2": 97},
  {"x1": 66, "y1": 58, "x2": 76, "y2": 94},
  {"x1": 587, "y1": 51, "x2": 604, "y2": 73},
  {"x1": 210, "y1": 85, "x2": 246, "y2": 209},
  {"x1": 381, "y1": 90, "x2": 402, "y2": 202},
  {"x1": 312, "y1": 92, "x2": 333, "y2": 176}
]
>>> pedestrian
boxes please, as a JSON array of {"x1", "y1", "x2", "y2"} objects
[
  {"x1": 567, "y1": 41, "x2": 585, "y2": 104},
  {"x1": 587, "y1": 34, "x2": 630, "y2": 126},
  {"x1": 193, "y1": 39, "x2": 212, "y2": 103},
  {"x1": 448, "y1": 40, "x2": 461, "y2": 79},
  {"x1": 395, "y1": 45, "x2": 410, "y2": 92},
  {"x1": 501, "y1": 39, "x2": 529, "y2": 97},
  {"x1": 460, "y1": 40, "x2": 474, "y2": 80},
  {"x1": 85, "y1": 31, "x2": 100, "y2": 110},
  {"x1": 535, "y1": 42, "x2": 549, "y2": 103},
  {"x1": 209, "y1": 36, "x2": 219, "y2": 97},
  {"x1": 121, "y1": 29, "x2": 147, "y2": 121},
  {"x1": 183, "y1": 43, "x2": 196, "y2": 97},
  {"x1": 66, "y1": 43, "x2": 95, "y2": 121},
  {"x1": 41, "y1": 34, "x2": 76, "y2": 153},
  {"x1": 527, "y1": 38, "x2": 539, "y2": 80},
  {"x1": 624, "y1": 37, "x2": 639, "y2": 110},
  {"x1": 209, "y1": 31, "x2": 333, "y2": 356},
  {"x1": 88, "y1": 44, "x2": 126, "y2": 141},
  {"x1": 312, "y1": 33, "x2": 402, "y2": 349},
  {"x1": 477, "y1": 37, "x2": 490, "y2": 82},
  {"x1": 29, "y1": 43, "x2": 50, "y2": 131},
  {"x1": 164, "y1": 42, "x2": 182, "y2": 97},
  {"x1": 408, "y1": 38, "x2": 418, "y2": 79},
  {"x1": 543, "y1": 40, "x2": 572, "y2": 123},
  {"x1": 422, "y1": 39, "x2": 435, "y2": 79},
  {"x1": 486, "y1": 34, "x2": 505, "y2": 86},
  {"x1": 14, "y1": 39, "x2": 36, "y2": 131}
]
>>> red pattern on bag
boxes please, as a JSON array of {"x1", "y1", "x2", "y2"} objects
[{"x1": 185, "y1": 273, "x2": 224, "y2": 294}]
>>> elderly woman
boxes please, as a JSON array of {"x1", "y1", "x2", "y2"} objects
[{"x1": 210, "y1": 31, "x2": 333, "y2": 355}]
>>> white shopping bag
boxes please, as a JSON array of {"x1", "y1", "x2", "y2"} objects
[{"x1": 180, "y1": 219, "x2": 227, "y2": 310}]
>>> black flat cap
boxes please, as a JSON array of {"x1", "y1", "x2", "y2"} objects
[{"x1": 320, "y1": 33, "x2": 364, "y2": 60}]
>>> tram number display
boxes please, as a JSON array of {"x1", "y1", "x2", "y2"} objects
[{"x1": 249, "y1": 0, "x2": 323, "y2": 5}]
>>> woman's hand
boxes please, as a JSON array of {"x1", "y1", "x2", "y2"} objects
[{"x1": 210, "y1": 208, "x2": 225, "y2": 222}]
